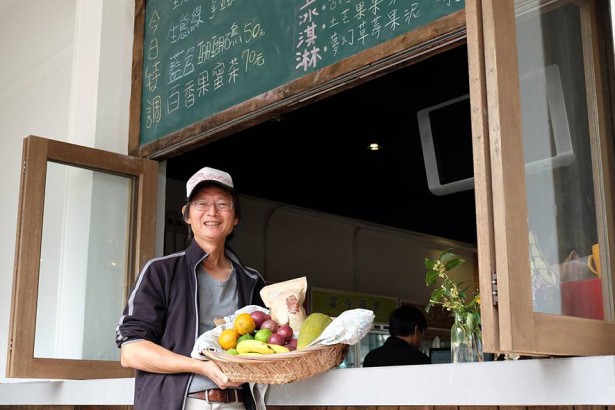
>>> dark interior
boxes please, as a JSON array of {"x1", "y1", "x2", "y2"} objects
[{"x1": 167, "y1": 44, "x2": 477, "y2": 245}]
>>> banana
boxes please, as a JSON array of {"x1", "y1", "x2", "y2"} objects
[
  {"x1": 236, "y1": 339, "x2": 276, "y2": 355},
  {"x1": 268, "y1": 344, "x2": 290, "y2": 353},
  {"x1": 238, "y1": 352, "x2": 265, "y2": 357}
]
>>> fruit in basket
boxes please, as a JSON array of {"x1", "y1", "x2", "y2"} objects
[
  {"x1": 268, "y1": 344, "x2": 290, "y2": 353},
  {"x1": 234, "y1": 313, "x2": 256, "y2": 335},
  {"x1": 226, "y1": 348, "x2": 239, "y2": 355},
  {"x1": 267, "y1": 332, "x2": 286, "y2": 346},
  {"x1": 284, "y1": 338, "x2": 298, "y2": 351},
  {"x1": 297, "y1": 312, "x2": 332, "y2": 349},
  {"x1": 237, "y1": 333, "x2": 254, "y2": 343},
  {"x1": 250, "y1": 310, "x2": 271, "y2": 329},
  {"x1": 236, "y1": 339, "x2": 276, "y2": 354},
  {"x1": 219, "y1": 328, "x2": 241, "y2": 350},
  {"x1": 277, "y1": 324, "x2": 294, "y2": 341},
  {"x1": 254, "y1": 328, "x2": 273, "y2": 343},
  {"x1": 260, "y1": 319, "x2": 279, "y2": 333}
]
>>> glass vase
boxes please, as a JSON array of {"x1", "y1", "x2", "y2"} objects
[{"x1": 450, "y1": 312, "x2": 482, "y2": 363}]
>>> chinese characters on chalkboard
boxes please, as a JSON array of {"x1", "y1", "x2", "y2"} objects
[{"x1": 139, "y1": 0, "x2": 464, "y2": 145}]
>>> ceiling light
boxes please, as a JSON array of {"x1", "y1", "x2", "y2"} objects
[{"x1": 368, "y1": 143, "x2": 380, "y2": 151}]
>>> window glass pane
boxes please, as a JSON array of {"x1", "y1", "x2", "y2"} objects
[
  {"x1": 517, "y1": 1, "x2": 604, "y2": 319},
  {"x1": 35, "y1": 162, "x2": 132, "y2": 360}
]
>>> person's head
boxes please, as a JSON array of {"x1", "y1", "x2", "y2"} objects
[
  {"x1": 389, "y1": 305, "x2": 428, "y2": 349},
  {"x1": 181, "y1": 167, "x2": 241, "y2": 241}
]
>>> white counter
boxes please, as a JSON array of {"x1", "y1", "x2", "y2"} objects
[{"x1": 2, "y1": 356, "x2": 615, "y2": 406}]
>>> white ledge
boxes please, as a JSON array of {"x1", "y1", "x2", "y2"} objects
[
  {"x1": 1, "y1": 356, "x2": 615, "y2": 405},
  {"x1": 268, "y1": 355, "x2": 615, "y2": 406}
]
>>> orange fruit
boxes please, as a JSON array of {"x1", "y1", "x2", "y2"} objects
[
  {"x1": 219, "y1": 328, "x2": 240, "y2": 350},
  {"x1": 234, "y1": 313, "x2": 256, "y2": 335}
]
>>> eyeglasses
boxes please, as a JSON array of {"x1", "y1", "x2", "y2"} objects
[{"x1": 190, "y1": 200, "x2": 233, "y2": 211}]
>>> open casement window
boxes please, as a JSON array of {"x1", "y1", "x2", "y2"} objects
[
  {"x1": 7, "y1": 136, "x2": 158, "y2": 379},
  {"x1": 468, "y1": 0, "x2": 615, "y2": 356}
]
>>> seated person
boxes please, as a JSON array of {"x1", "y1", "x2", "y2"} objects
[{"x1": 363, "y1": 305, "x2": 431, "y2": 367}]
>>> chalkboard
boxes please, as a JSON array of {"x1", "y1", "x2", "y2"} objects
[{"x1": 139, "y1": 0, "x2": 465, "y2": 145}]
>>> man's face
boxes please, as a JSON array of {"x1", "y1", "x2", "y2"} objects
[{"x1": 185, "y1": 185, "x2": 238, "y2": 242}]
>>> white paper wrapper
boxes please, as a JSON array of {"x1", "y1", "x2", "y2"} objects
[{"x1": 303, "y1": 308, "x2": 375, "y2": 348}]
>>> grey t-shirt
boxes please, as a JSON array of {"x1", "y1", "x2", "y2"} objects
[{"x1": 189, "y1": 263, "x2": 238, "y2": 393}]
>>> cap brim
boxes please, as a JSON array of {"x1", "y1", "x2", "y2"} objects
[{"x1": 188, "y1": 180, "x2": 234, "y2": 200}]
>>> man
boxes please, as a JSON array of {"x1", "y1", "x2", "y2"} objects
[
  {"x1": 116, "y1": 166, "x2": 266, "y2": 410},
  {"x1": 363, "y1": 305, "x2": 431, "y2": 367}
]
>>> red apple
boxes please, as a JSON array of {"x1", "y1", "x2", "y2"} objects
[
  {"x1": 277, "y1": 324, "x2": 294, "y2": 341},
  {"x1": 260, "y1": 319, "x2": 279, "y2": 333},
  {"x1": 268, "y1": 332, "x2": 286, "y2": 346},
  {"x1": 250, "y1": 310, "x2": 271, "y2": 330}
]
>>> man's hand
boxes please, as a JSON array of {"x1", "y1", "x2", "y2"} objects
[{"x1": 198, "y1": 360, "x2": 244, "y2": 388}]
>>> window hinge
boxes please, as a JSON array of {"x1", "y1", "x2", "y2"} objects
[
  {"x1": 23, "y1": 159, "x2": 27, "y2": 174},
  {"x1": 491, "y1": 270, "x2": 498, "y2": 306}
]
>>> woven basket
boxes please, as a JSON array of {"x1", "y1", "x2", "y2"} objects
[{"x1": 202, "y1": 343, "x2": 348, "y2": 384}]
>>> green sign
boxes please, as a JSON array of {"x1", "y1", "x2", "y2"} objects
[
  {"x1": 139, "y1": 0, "x2": 465, "y2": 145},
  {"x1": 310, "y1": 287, "x2": 398, "y2": 324}
]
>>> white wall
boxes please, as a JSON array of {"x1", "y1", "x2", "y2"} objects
[{"x1": 0, "y1": 0, "x2": 136, "y2": 376}]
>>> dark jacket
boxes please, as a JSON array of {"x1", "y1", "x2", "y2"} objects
[
  {"x1": 362, "y1": 336, "x2": 431, "y2": 367},
  {"x1": 116, "y1": 240, "x2": 266, "y2": 410}
]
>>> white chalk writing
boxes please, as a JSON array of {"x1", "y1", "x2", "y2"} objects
[{"x1": 140, "y1": 0, "x2": 463, "y2": 140}]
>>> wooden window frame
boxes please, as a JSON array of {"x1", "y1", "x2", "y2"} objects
[
  {"x1": 7, "y1": 136, "x2": 158, "y2": 379},
  {"x1": 468, "y1": 0, "x2": 615, "y2": 356}
]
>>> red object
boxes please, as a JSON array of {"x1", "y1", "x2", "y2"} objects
[{"x1": 561, "y1": 277, "x2": 604, "y2": 320}]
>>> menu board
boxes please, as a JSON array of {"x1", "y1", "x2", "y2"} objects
[{"x1": 139, "y1": 0, "x2": 464, "y2": 145}]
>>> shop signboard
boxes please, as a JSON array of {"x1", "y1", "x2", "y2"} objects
[{"x1": 310, "y1": 287, "x2": 398, "y2": 324}]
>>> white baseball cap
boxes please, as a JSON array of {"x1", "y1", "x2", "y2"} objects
[{"x1": 186, "y1": 167, "x2": 234, "y2": 200}]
